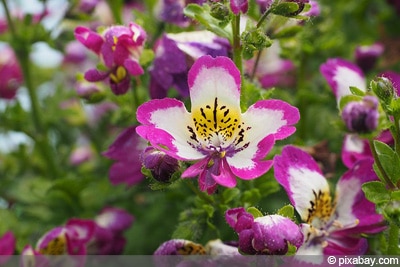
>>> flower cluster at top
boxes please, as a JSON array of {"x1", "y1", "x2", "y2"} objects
[{"x1": 2, "y1": 0, "x2": 400, "y2": 261}]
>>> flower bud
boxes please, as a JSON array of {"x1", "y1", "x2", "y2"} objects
[
  {"x1": 342, "y1": 95, "x2": 379, "y2": 133},
  {"x1": 384, "y1": 200, "x2": 400, "y2": 227},
  {"x1": 225, "y1": 208, "x2": 303, "y2": 255},
  {"x1": 371, "y1": 77, "x2": 395, "y2": 104},
  {"x1": 210, "y1": 2, "x2": 230, "y2": 21},
  {"x1": 141, "y1": 147, "x2": 180, "y2": 182}
]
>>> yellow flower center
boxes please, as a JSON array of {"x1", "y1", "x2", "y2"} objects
[
  {"x1": 306, "y1": 189, "x2": 335, "y2": 226},
  {"x1": 39, "y1": 235, "x2": 67, "y2": 255},
  {"x1": 191, "y1": 97, "x2": 241, "y2": 147}
]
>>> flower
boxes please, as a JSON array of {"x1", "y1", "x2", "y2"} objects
[
  {"x1": 36, "y1": 219, "x2": 96, "y2": 255},
  {"x1": 274, "y1": 146, "x2": 385, "y2": 255},
  {"x1": 154, "y1": 239, "x2": 206, "y2": 255},
  {"x1": 320, "y1": 58, "x2": 367, "y2": 104},
  {"x1": 74, "y1": 22, "x2": 146, "y2": 95},
  {"x1": 141, "y1": 146, "x2": 180, "y2": 182},
  {"x1": 89, "y1": 207, "x2": 134, "y2": 254},
  {"x1": 0, "y1": 45, "x2": 23, "y2": 100},
  {"x1": 246, "y1": 41, "x2": 295, "y2": 89},
  {"x1": 225, "y1": 207, "x2": 303, "y2": 255},
  {"x1": 0, "y1": 231, "x2": 16, "y2": 264},
  {"x1": 354, "y1": 43, "x2": 384, "y2": 73},
  {"x1": 136, "y1": 55, "x2": 299, "y2": 193},
  {"x1": 102, "y1": 126, "x2": 147, "y2": 187},
  {"x1": 341, "y1": 95, "x2": 379, "y2": 133},
  {"x1": 149, "y1": 31, "x2": 231, "y2": 99}
]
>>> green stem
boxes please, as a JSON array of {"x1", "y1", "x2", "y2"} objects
[
  {"x1": 387, "y1": 222, "x2": 399, "y2": 254},
  {"x1": 185, "y1": 180, "x2": 214, "y2": 205},
  {"x1": 250, "y1": 50, "x2": 262, "y2": 82},
  {"x1": 1, "y1": 0, "x2": 59, "y2": 178},
  {"x1": 369, "y1": 139, "x2": 396, "y2": 190},
  {"x1": 256, "y1": 9, "x2": 272, "y2": 29},
  {"x1": 392, "y1": 114, "x2": 400, "y2": 156},
  {"x1": 231, "y1": 14, "x2": 243, "y2": 77}
]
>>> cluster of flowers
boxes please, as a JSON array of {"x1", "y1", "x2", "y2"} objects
[
  {"x1": 1, "y1": 0, "x2": 400, "y2": 261},
  {"x1": 0, "y1": 207, "x2": 133, "y2": 265}
]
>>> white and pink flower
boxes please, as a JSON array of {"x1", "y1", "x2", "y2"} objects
[
  {"x1": 137, "y1": 55, "x2": 299, "y2": 194},
  {"x1": 274, "y1": 146, "x2": 385, "y2": 255}
]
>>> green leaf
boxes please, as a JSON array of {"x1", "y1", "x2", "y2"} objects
[
  {"x1": 373, "y1": 140, "x2": 400, "y2": 184},
  {"x1": 184, "y1": 4, "x2": 232, "y2": 40},
  {"x1": 246, "y1": 207, "x2": 263, "y2": 218},
  {"x1": 241, "y1": 188, "x2": 261, "y2": 206},
  {"x1": 277, "y1": 204, "x2": 295, "y2": 220},
  {"x1": 270, "y1": 2, "x2": 300, "y2": 17},
  {"x1": 362, "y1": 181, "x2": 390, "y2": 204},
  {"x1": 271, "y1": 25, "x2": 303, "y2": 39},
  {"x1": 172, "y1": 220, "x2": 204, "y2": 241},
  {"x1": 349, "y1": 86, "x2": 366, "y2": 96},
  {"x1": 339, "y1": 95, "x2": 362, "y2": 111},
  {"x1": 222, "y1": 188, "x2": 241, "y2": 203}
]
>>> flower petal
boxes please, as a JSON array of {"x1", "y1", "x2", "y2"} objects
[
  {"x1": 227, "y1": 100, "x2": 299, "y2": 179},
  {"x1": 136, "y1": 98, "x2": 203, "y2": 160},
  {"x1": 334, "y1": 158, "x2": 384, "y2": 233},
  {"x1": 274, "y1": 146, "x2": 331, "y2": 223},
  {"x1": 74, "y1": 26, "x2": 103, "y2": 54},
  {"x1": 188, "y1": 55, "x2": 241, "y2": 113},
  {"x1": 212, "y1": 157, "x2": 237, "y2": 188},
  {"x1": 341, "y1": 134, "x2": 372, "y2": 168},
  {"x1": 320, "y1": 58, "x2": 366, "y2": 102}
]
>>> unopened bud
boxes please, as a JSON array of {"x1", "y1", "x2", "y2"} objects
[
  {"x1": 210, "y1": 2, "x2": 230, "y2": 21},
  {"x1": 371, "y1": 77, "x2": 394, "y2": 104},
  {"x1": 141, "y1": 147, "x2": 180, "y2": 182}
]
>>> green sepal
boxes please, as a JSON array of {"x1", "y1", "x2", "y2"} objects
[{"x1": 246, "y1": 206, "x2": 263, "y2": 218}]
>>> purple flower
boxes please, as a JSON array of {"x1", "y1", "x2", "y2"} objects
[
  {"x1": 230, "y1": 0, "x2": 249, "y2": 14},
  {"x1": 225, "y1": 208, "x2": 303, "y2": 255},
  {"x1": 35, "y1": 219, "x2": 96, "y2": 255},
  {"x1": 149, "y1": 31, "x2": 231, "y2": 99},
  {"x1": 137, "y1": 55, "x2": 299, "y2": 194},
  {"x1": 154, "y1": 239, "x2": 206, "y2": 255},
  {"x1": 320, "y1": 58, "x2": 367, "y2": 104},
  {"x1": 355, "y1": 43, "x2": 384, "y2": 73},
  {"x1": 342, "y1": 95, "x2": 379, "y2": 133},
  {"x1": 90, "y1": 207, "x2": 134, "y2": 254},
  {"x1": 0, "y1": 231, "x2": 15, "y2": 264},
  {"x1": 341, "y1": 134, "x2": 373, "y2": 169},
  {"x1": 274, "y1": 146, "x2": 385, "y2": 255},
  {"x1": 155, "y1": 0, "x2": 206, "y2": 27},
  {"x1": 74, "y1": 22, "x2": 146, "y2": 95},
  {"x1": 0, "y1": 45, "x2": 23, "y2": 100},
  {"x1": 246, "y1": 41, "x2": 295, "y2": 89},
  {"x1": 141, "y1": 146, "x2": 180, "y2": 182},
  {"x1": 102, "y1": 126, "x2": 147, "y2": 187}
]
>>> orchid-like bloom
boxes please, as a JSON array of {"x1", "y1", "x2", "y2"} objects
[
  {"x1": 320, "y1": 58, "x2": 367, "y2": 104},
  {"x1": 137, "y1": 55, "x2": 299, "y2": 193},
  {"x1": 0, "y1": 45, "x2": 23, "y2": 100},
  {"x1": 274, "y1": 146, "x2": 385, "y2": 255},
  {"x1": 245, "y1": 42, "x2": 295, "y2": 89},
  {"x1": 154, "y1": 239, "x2": 206, "y2": 255},
  {"x1": 341, "y1": 134, "x2": 372, "y2": 169},
  {"x1": 355, "y1": 43, "x2": 384, "y2": 73},
  {"x1": 74, "y1": 22, "x2": 146, "y2": 95},
  {"x1": 102, "y1": 126, "x2": 147, "y2": 187},
  {"x1": 225, "y1": 207, "x2": 303, "y2": 255},
  {"x1": 341, "y1": 95, "x2": 379, "y2": 133},
  {"x1": 0, "y1": 231, "x2": 15, "y2": 264},
  {"x1": 149, "y1": 31, "x2": 230, "y2": 99}
]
